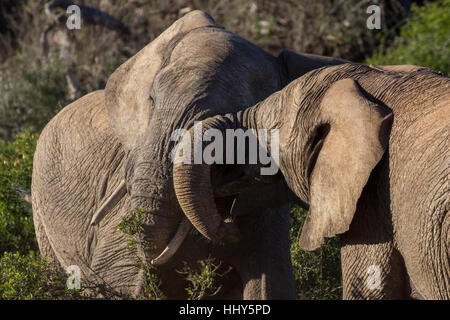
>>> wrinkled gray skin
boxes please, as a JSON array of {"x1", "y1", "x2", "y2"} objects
[
  {"x1": 185, "y1": 62, "x2": 449, "y2": 299},
  {"x1": 31, "y1": 11, "x2": 347, "y2": 298}
]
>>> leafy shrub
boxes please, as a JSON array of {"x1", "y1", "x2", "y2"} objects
[
  {"x1": 290, "y1": 206, "x2": 342, "y2": 300},
  {"x1": 0, "y1": 251, "x2": 82, "y2": 299},
  {"x1": 0, "y1": 131, "x2": 38, "y2": 254},
  {"x1": 367, "y1": 0, "x2": 450, "y2": 74},
  {"x1": 116, "y1": 208, "x2": 147, "y2": 250},
  {"x1": 0, "y1": 0, "x2": 128, "y2": 139},
  {"x1": 117, "y1": 210, "x2": 231, "y2": 300},
  {"x1": 0, "y1": 57, "x2": 68, "y2": 139},
  {"x1": 178, "y1": 258, "x2": 226, "y2": 300},
  {"x1": 116, "y1": 208, "x2": 166, "y2": 300}
]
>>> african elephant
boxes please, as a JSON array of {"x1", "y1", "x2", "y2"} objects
[
  {"x1": 31, "y1": 10, "x2": 347, "y2": 298},
  {"x1": 175, "y1": 62, "x2": 449, "y2": 299}
]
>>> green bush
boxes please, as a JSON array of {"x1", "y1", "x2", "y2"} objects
[
  {"x1": 178, "y1": 258, "x2": 225, "y2": 300},
  {"x1": 0, "y1": 131, "x2": 39, "y2": 254},
  {"x1": 0, "y1": 251, "x2": 82, "y2": 299},
  {"x1": 290, "y1": 206, "x2": 342, "y2": 300},
  {"x1": 116, "y1": 208, "x2": 166, "y2": 300},
  {"x1": 367, "y1": 0, "x2": 450, "y2": 75}
]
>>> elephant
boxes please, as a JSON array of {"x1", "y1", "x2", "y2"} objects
[
  {"x1": 173, "y1": 61, "x2": 449, "y2": 299},
  {"x1": 31, "y1": 10, "x2": 348, "y2": 299}
]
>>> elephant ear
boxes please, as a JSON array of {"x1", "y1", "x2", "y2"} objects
[
  {"x1": 104, "y1": 11, "x2": 217, "y2": 149},
  {"x1": 298, "y1": 79, "x2": 392, "y2": 251},
  {"x1": 278, "y1": 49, "x2": 348, "y2": 82}
]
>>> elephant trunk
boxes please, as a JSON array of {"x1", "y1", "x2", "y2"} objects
[
  {"x1": 128, "y1": 150, "x2": 180, "y2": 257},
  {"x1": 173, "y1": 162, "x2": 241, "y2": 243},
  {"x1": 172, "y1": 97, "x2": 283, "y2": 244}
]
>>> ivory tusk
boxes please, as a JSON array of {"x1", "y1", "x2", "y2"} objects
[
  {"x1": 151, "y1": 217, "x2": 191, "y2": 265},
  {"x1": 90, "y1": 180, "x2": 127, "y2": 225}
]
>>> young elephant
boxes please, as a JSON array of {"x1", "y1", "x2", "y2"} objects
[
  {"x1": 176, "y1": 63, "x2": 449, "y2": 299},
  {"x1": 31, "y1": 10, "x2": 347, "y2": 298}
]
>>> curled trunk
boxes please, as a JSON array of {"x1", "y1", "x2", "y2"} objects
[{"x1": 172, "y1": 104, "x2": 280, "y2": 243}]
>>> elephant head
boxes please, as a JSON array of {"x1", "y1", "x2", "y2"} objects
[
  {"x1": 90, "y1": 10, "x2": 349, "y2": 265},
  {"x1": 173, "y1": 65, "x2": 393, "y2": 252}
]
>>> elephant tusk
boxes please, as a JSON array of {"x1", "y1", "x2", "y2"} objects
[
  {"x1": 151, "y1": 217, "x2": 191, "y2": 265},
  {"x1": 90, "y1": 180, "x2": 127, "y2": 225}
]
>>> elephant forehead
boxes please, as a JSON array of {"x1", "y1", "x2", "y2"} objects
[
  {"x1": 105, "y1": 11, "x2": 218, "y2": 150},
  {"x1": 164, "y1": 29, "x2": 279, "y2": 109},
  {"x1": 169, "y1": 28, "x2": 251, "y2": 64}
]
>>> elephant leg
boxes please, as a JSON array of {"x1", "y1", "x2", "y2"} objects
[
  {"x1": 232, "y1": 204, "x2": 297, "y2": 300},
  {"x1": 340, "y1": 170, "x2": 410, "y2": 299},
  {"x1": 340, "y1": 241, "x2": 409, "y2": 299}
]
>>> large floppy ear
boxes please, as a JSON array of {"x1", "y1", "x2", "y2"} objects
[
  {"x1": 104, "y1": 11, "x2": 216, "y2": 149},
  {"x1": 278, "y1": 49, "x2": 348, "y2": 82},
  {"x1": 299, "y1": 79, "x2": 392, "y2": 251}
]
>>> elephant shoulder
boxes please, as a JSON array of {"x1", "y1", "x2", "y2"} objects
[
  {"x1": 39, "y1": 90, "x2": 114, "y2": 146},
  {"x1": 46, "y1": 90, "x2": 109, "y2": 133}
]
